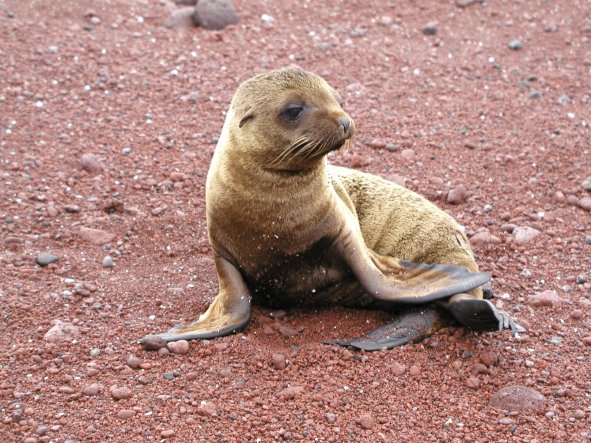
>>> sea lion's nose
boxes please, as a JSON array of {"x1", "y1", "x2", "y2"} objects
[{"x1": 338, "y1": 117, "x2": 352, "y2": 135}]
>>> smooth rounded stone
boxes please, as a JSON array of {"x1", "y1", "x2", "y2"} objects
[
  {"x1": 469, "y1": 231, "x2": 501, "y2": 248},
  {"x1": 197, "y1": 401, "x2": 216, "y2": 417},
  {"x1": 578, "y1": 197, "x2": 591, "y2": 212},
  {"x1": 570, "y1": 309, "x2": 584, "y2": 320},
  {"x1": 390, "y1": 362, "x2": 406, "y2": 376},
  {"x1": 167, "y1": 339, "x2": 190, "y2": 354},
  {"x1": 499, "y1": 417, "x2": 514, "y2": 425},
  {"x1": 36, "y1": 252, "x2": 59, "y2": 267},
  {"x1": 582, "y1": 177, "x2": 591, "y2": 192},
  {"x1": 23, "y1": 438, "x2": 38, "y2": 443},
  {"x1": 367, "y1": 139, "x2": 386, "y2": 149},
  {"x1": 89, "y1": 348, "x2": 100, "y2": 357},
  {"x1": 573, "y1": 410, "x2": 586, "y2": 419},
  {"x1": 82, "y1": 383, "x2": 101, "y2": 396},
  {"x1": 277, "y1": 324, "x2": 303, "y2": 338},
  {"x1": 513, "y1": 226, "x2": 540, "y2": 244},
  {"x1": 158, "y1": 347, "x2": 170, "y2": 358},
  {"x1": 278, "y1": 385, "x2": 304, "y2": 399},
  {"x1": 109, "y1": 385, "x2": 133, "y2": 400},
  {"x1": 528, "y1": 91, "x2": 542, "y2": 100},
  {"x1": 214, "y1": 342, "x2": 228, "y2": 352},
  {"x1": 585, "y1": 235, "x2": 591, "y2": 245},
  {"x1": 117, "y1": 409, "x2": 136, "y2": 419},
  {"x1": 385, "y1": 143, "x2": 399, "y2": 152},
  {"x1": 447, "y1": 185, "x2": 468, "y2": 204},
  {"x1": 325, "y1": 412, "x2": 337, "y2": 423},
  {"x1": 44, "y1": 320, "x2": 79, "y2": 343},
  {"x1": 576, "y1": 273, "x2": 588, "y2": 284},
  {"x1": 140, "y1": 335, "x2": 167, "y2": 351},
  {"x1": 401, "y1": 148, "x2": 415, "y2": 159},
  {"x1": 77, "y1": 227, "x2": 115, "y2": 245},
  {"x1": 490, "y1": 385, "x2": 546, "y2": 412},
  {"x1": 161, "y1": 429, "x2": 175, "y2": 438},
  {"x1": 186, "y1": 371, "x2": 199, "y2": 381},
  {"x1": 480, "y1": 351, "x2": 498, "y2": 367},
  {"x1": 121, "y1": 147, "x2": 132, "y2": 155},
  {"x1": 164, "y1": 7, "x2": 196, "y2": 29},
  {"x1": 422, "y1": 21, "x2": 438, "y2": 36},
  {"x1": 528, "y1": 290, "x2": 564, "y2": 307},
  {"x1": 126, "y1": 354, "x2": 142, "y2": 369},
  {"x1": 193, "y1": 0, "x2": 238, "y2": 30},
  {"x1": 465, "y1": 376, "x2": 480, "y2": 389},
  {"x1": 508, "y1": 38, "x2": 523, "y2": 50},
  {"x1": 102, "y1": 255, "x2": 114, "y2": 268},
  {"x1": 79, "y1": 153, "x2": 103, "y2": 174},
  {"x1": 409, "y1": 365, "x2": 421, "y2": 377},
  {"x1": 271, "y1": 353, "x2": 287, "y2": 370},
  {"x1": 163, "y1": 372, "x2": 175, "y2": 380},
  {"x1": 357, "y1": 413, "x2": 374, "y2": 430}
]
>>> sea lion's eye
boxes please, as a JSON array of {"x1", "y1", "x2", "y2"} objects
[{"x1": 282, "y1": 105, "x2": 304, "y2": 122}]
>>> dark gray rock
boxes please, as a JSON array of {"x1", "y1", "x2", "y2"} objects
[
  {"x1": 508, "y1": 39, "x2": 523, "y2": 50},
  {"x1": 36, "y1": 253, "x2": 59, "y2": 267}
]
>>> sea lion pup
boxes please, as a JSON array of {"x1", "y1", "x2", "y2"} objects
[{"x1": 143, "y1": 67, "x2": 523, "y2": 351}]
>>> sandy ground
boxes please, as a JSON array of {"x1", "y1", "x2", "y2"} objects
[{"x1": 1, "y1": 0, "x2": 590, "y2": 441}]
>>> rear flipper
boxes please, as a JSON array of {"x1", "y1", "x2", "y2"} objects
[
  {"x1": 324, "y1": 306, "x2": 442, "y2": 351},
  {"x1": 446, "y1": 293, "x2": 526, "y2": 334}
]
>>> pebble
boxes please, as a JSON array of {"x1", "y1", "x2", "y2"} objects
[
  {"x1": 89, "y1": 348, "x2": 100, "y2": 357},
  {"x1": 140, "y1": 335, "x2": 167, "y2": 351},
  {"x1": 500, "y1": 223, "x2": 517, "y2": 233},
  {"x1": 513, "y1": 227, "x2": 540, "y2": 244},
  {"x1": 158, "y1": 347, "x2": 170, "y2": 358},
  {"x1": 570, "y1": 309, "x2": 584, "y2": 320},
  {"x1": 102, "y1": 256, "x2": 114, "y2": 268},
  {"x1": 64, "y1": 204, "x2": 81, "y2": 213},
  {"x1": 214, "y1": 342, "x2": 228, "y2": 352},
  {"x1": 528, "y1": 290, "x2": 564, "y2": 307},
  {"x1": 164, "y1": 7, "x2": 195, "y2": 30},
  {"x1": 117, "y1": 409, "x2": 136, "y2": 419},
  {"x1": 126, "y1": 355, "x2": 142, "y2": 369},
  {"x1": 325, "y1": 412, "x2": 337, "y2": 423},
  {"x1": 582, "y1": 177, "x2": 591, "y2": 191},
  {"x1": 167, "y1": 340, "x2": 190, "y2": 354},
  {"x1": 465, "y1": 376, "x2": 480, "y2": 389},
  {"x1": 499, "y1": 417, "x2": 514, "y2": 425},
  {"x1": 278, "y1": 385, "x2": 304, "y2": 400},
  {"x1": 271, "y1": 353, "x2": 287, "y2": 370},
  {"x1": 163, "y1": 372, "x2": 175, "y2": 381},
  {"x1": 186, "y1": 371, "x2": 199, "y2": 381},
  {"x1": 447, "y1": 185, "x2": 468, "y2": 204},
  {"x1": 79, "y1": 154, "x2": 103, "y2": 174},
  {"x1": 508, "y1": 38, "x2": 523, "y2": 50},
  {"x1": 161, "y1": 430, "x2": 175, "y2": 438},
  {"x1": 401, "y1": 148, "x2": 415, "y2": 160},
  {"x1": 109, "y1": 385, "x2": 133, "y2": 400},
  {"x1": 358, "y1": 413, "x2": 374, "y2": 430},
  {"x1": 455, "y1": 0, "x2": 478, "y2": 7},
  {"x1": 585, "y1": 235, "x2": 591, "y2": 245},
  {"x1": 576, "y1": 273, "x2": 588, "y2": 284},
  {"x1": 82, "y1": 383, "x2": 101, "y2": 396},
  {"x1": 480, "y1": 351, "x2": 498, "y2": 367},
  {"x1": 573, "y1": 410, "x2": 585, "y2": 419},
  {"x1": 390, "y1": 362, "x2": 406, "y2": 376},
  {"x1": 36, "y1": 253, "x2": 59, "y2": 267},
  {"x1": 193, "y1": 0, "x2": 238, "y2": 30},
  {"x1": 409, "y1": 365, "x2": 420, "y2": 377},
  {"x1": 121, "y1": 147, "x2": 132, "y2": 155},
  {"x1": 528, "y1": 91, "x2": 542, "y2": 100},
  {"x1": 578, "y1": 197, "x2": 591, "y2": 212},
  {"x1": 469, "y1": 231, "x2": 501, "y2": 248},
  {"x1": 197, "y1": 401, "x2": 216, "y2": 416},
  {"x1": 278, "y1": 324, "x2": 303, "y2": 338},
  {"x1": 43, "y1": 320, "x2": 79, "y2": 343},
  {"x1": 583, "y1": 337, "x2": 591, "y2": 346},
  {"x1": 490, "y1": 385, "x2": 546, "y2": 412},
  {"x1": 77, "y1": 227, "x2": 115, "y2": 245},
  {"x1": 367, "y1": 139, "x2": 386, "y2": 149},
  {"x1": 422, "y1": 21, "x2": 438, "y2": 36}
]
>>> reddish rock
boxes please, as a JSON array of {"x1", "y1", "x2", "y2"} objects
[
  {"x1": 578, "y1": 197, "x2": 591, "y2": 212},
  {"x1": 167, "y1": 340, "x2": 190, "y2": 354},
  {"x1": 79, "y1": 153, "x2": 103, "y2": 174},
  {"x1": 82, "y1": 383, "x2": 101, "y2": 396},
  {"x1": 489, "y1": 385, "x2": 546, "y2": 412},
  {"x1": 465, "y1": 376, "x2": 481, "y2": 389},
  {"x1": 480, "y1": 351, "x2": 498, "y2": 367},
  {"x1": 197, "y1": 401, "x2": 216, "y2": 416},
  {"x1": 140, "y1": 336, "x2": 167, "y2": 351},
  {"x1": 528, "y1": 290, "x2": 564, "y2": 307},
  {"x1": 126, "y1": 355, "x2": 142, "y2": 369},
  {"x1": 109, "y1": 386, "x2": 133, "y2": 401},
  {"x1": 117, "y1": 409, "x2": 136, "y2": 419},
  {"x1": 164, "y1": 7, "x2": 195, "y2": 30},
  {"x1": 357, "y1": 413, "x2": 374, "y2": 430},
  {"x1": 278, "y1": 385, "x2": 304, "y2": 400},
  {"x1": 77, "y1": 227, "x2": 115, "y2": 245},
  {"x1": 390, "y1": 362, "x2": 406, "y2": 376},
  {"x1": 447, "y1": 185, "x2": 468, "y2": 204},
  {"x1": 513, "y1": 226, "x2": 541, "y2": 244},
  {"x1": 469, "y1": 231, "x2": 502, "y2": 248},
  {"x1": 271, "y1": 353, "x2": 287, "y2": 370},
  {"x1": 43, "y1": 320, "x2": 79, "y2": 343}
]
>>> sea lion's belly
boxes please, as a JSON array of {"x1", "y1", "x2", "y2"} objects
[{"x1": 241, "y1": 236, "x2": 370, "y2": 308}]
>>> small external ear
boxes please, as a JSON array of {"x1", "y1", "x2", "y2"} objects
[{"x1": 238, "y1": 108, "x2": 254, "y2": 128}]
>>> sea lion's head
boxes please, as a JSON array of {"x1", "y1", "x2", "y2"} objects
[{"x1": 225, "y1": 67, "x2": 355, "y2": 171}]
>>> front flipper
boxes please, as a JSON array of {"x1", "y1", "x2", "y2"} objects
[
  {"x1": 447, "y1": 294, "x2": 526, "y2": 334},
  {"x1": 141, "y1": 253, "x2": 251, "y2": 344},
  {"x1": 325, "y1": 306, "x2": 441, "y2": 351},
  {"x1": 335, "y1": 223, "x2": 490, "y2": 304}
]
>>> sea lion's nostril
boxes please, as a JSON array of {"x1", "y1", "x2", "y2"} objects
[{"x1": 338, "y1": 117, "x2": 351, "y2": 133}]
